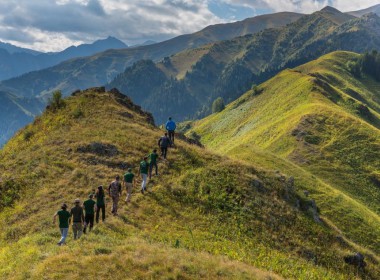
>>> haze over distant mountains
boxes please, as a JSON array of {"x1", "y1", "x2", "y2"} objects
[{"x1": 0, "y1": 36, "x2": 127, "y2": 81}]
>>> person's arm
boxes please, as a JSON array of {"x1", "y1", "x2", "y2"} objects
[
  {"x1": 158, "y1": 138, "x2": 161, "y2": 147},
  {"x1": 119, "y1": 183, "x2": 122, "y2": 196},
  {"x1": 81, "y1": 208, "x2": 85, "y2": 223},
  {"x1": 173, "y1": 122, "x2": 177, "y2": 130},
  {"x1": 53, "y1": 212, "x2": 58, "y2": 224},
  {"x1": 108, "y1": 184, "x2": 112, "y2": 196}
]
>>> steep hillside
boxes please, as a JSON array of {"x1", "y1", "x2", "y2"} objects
[
  {"x1": 189, "y1": 51, "x2": 380, "y2": 256},
  {"x1": 0, "y1": 91, "x2": 43, "y2": 147},
  {"x1": 0, "y1": 12, "x2": 303, "y2": 98},
  {"x1": 106, "y1": 8, "x2": 379, "y2": 124},
  {"x1": 0, "y1": 88, "x2": 378, "y2": 279},
  {"x1": 0, "y1": 37, "x2": 127, "y2": 81}
]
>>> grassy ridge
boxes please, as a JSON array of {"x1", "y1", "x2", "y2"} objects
[
  {"x1": 0, "y1": 88, "x2": 376, "y2": 279},
  {"x1": 189, "y1": 51, "x2": 380, "y2": 258}
]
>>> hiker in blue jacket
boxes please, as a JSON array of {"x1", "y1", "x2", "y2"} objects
[{"x1": 165, "y1": 117, "x2": 177, "y2": 144}]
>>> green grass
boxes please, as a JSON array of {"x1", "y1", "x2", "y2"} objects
[
  {"x1": 0, "y1": 88, "x2": 376, "y2": 279},
  {"x1": 189, "y1": 51, "x2": 380, "y2": 267}
]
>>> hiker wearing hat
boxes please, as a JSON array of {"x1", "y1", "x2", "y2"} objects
[
  {"x1": 108, "y1": 175, "x2": 122, "y2": 215},
  {"x1": 83, "y1": 194, "x2": 96, "y2": 233},
  {"x1": 123, "y1": 168, "x2": 135, "y2": 203},
  {"x1": 139, "y1": 157, "x2": 149, "y2": 194},
  {"x1": 53, "y1": 203, "x2": 71, "y2": 246},
  {"x1": 95, "y1": 186, "x2": 106, "y2": 223},
  {"x1": 70, "y1": 198, "x2": 84, "y2": 240}
]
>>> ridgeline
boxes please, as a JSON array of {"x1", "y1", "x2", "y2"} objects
[{"x1": 0, "y1": 86, "x2": 379, "y2": 279}]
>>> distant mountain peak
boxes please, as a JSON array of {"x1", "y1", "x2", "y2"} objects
[{"x1": 320, "y1": 6, "x2": 342, "y2": 14}]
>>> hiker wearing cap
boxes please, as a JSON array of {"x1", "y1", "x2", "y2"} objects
[
  {"x1": 83, "y1": 194, "x2": 96, "y2": 233},
  {"x1": 123, "y1": 168, "x2": 135, "y2": 203},
  {"x1": 139, "y1": 157, "x2": 149, "y2": 194},
  {"x1": 158, "y1": 132, "x2": 172, "y2": 159},
  {"x1": 95, "y1": 186, "x2": 106, "y2": 223},
  {"x1": 108, "y1": 175, "x2": 122, "y2": 215},
  {"x1": 53, "y1": 203, "x2": 71, "y2": 246},
  {"x1": 70, "y1": 199, "x2": 84, "y2": 240},
  {"x1": 148, "y1": 149, "x2": 159, "y2": 179},
  {"x1": 165, "y1": 117, "x2": 177, "y2": 144}
]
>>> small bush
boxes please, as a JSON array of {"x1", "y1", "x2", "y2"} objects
[
  {"x1": 212, "y1": 97, "x2": 225, "y2": 113},
  {"x1": 72, "y1": 107, "x2": 84, "y2": 119},
  {"x1": 48, "y1": 91, "x2": 66, "y2": 111}
]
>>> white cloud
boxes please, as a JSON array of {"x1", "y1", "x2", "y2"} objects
[{"x1": 0, "y1": 0, "x2": 221, "y2": 51}]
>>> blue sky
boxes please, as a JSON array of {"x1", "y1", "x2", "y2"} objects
[{"x1": 0, "y1": 0, "x2": 378, "y2": 52}]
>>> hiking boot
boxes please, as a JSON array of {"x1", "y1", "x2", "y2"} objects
[{"x1": 141, "y1": 189, "x2": 144, "y2": 194}]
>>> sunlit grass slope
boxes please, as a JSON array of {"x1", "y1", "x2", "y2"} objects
[
  {"x1": 0, "y1": 88, "x2": 377, "y2": 279},
  {"x1": 190, "y1": 51, "x2": 380, "y2": 258}
]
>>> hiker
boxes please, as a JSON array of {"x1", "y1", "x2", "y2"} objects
[
  {"x1": 158, "y1": 132, "x2": 171, "y2": 159},
  {"x1": 123, "y1": 168, "x2": 135, "y2": 203},
  {"x1": 108, "y1": 175, "x2": 122, "y2": 215},
  {"x1": 53, "y1": 203, "x2": 71, "y2": 246},
  {"x1": 70, "y1": 198, "x2": 84, "y2": 240},
  {"x1": 83, "y1": 194, "x2": 96, "y2": 233},
  {"x1": 139, "y1": 157, "x2": 149, "y2": 194},
  {"x1": 95, "y1": 185, "x2": 106, "y2": 223},
  {"x1": 165, "y1": 117, "x2": 177, "y2": 144},
  {"x1": 148, "y1": 149, "x2": 159, "y2": 179}
]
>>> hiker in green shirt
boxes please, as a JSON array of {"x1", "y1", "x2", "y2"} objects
[
  {"x1": 139, "y1": 157, "x2": 149, "y2": 194},
  {"x1": 53, "y1": 203, "x2": 71, "y2": 246},
  {"x1": 148, "y1": 149, "x2": 159, "y2": 179},
  {"x1": 83, "y1": 194, "x2": 96, "y2": 233},
  {"x1": 70, "y1": 198, "x2": 84, "y2": 240},
  {"x1": 123, "y1": 168, "x2": 135, "y2": 203}
]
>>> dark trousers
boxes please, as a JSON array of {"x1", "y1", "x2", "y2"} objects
[
  {"x1": 149, "y1": 162, "x2": 158, "y2": 179},
  {"x1": 160, "y1": 147, "x2": 168, "y2": 159},
  {"x1": 168, "y1": 130, "x2": 175, "y2": 143},
  {"x1": 96, "y1": 205, "x2": 105, "y2": 223},
  {"x1": 84, "y1": 214, "x2": 94, "y2": 233}
]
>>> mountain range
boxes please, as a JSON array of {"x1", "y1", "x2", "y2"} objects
[
  {"x1": 0, "y1": 36, "x2": 127, "y2": 81},
  {"x1": 106, "y1": 7, "x2": 380, "y2": 123},
  {"x1": 0, "y1": 6, "x2": 380, "y2": 145}
]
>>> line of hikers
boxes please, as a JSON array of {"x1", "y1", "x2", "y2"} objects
[{"x1": 53, "y1": 118, "x2": 177, "y2": 246}]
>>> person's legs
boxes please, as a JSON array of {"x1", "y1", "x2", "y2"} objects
[
  {"x1": 114, "y1": 195, "x2": 119, "y2": 215},
  {"x1": 59, "y1": 228, "x2": 68, "y2": 245},
  {"x1": 160, "y1": 147, "x2": 165, "y2": 157},
  {"x1": 154, "y1": 162, "x2": 158, "y2": 175},
  {"x1": 84, "y1": 214, "x2": 90, "y2": 233},
  {"x1": 72, "y1": 223, "x2": 78, "y2": 240},
  {"x1": 126, "y1": 183, "x2": 132, "y2": 202},
  {"x1": 101, "y1": 205, "x2": 106, "y2": 222},
  {"x1": 89, "y1": 214, "x2": 94, "y2": 231},
  {"x1": 76, "y1": 223, "x2": 83, "y2": 239},
  {"x1": 149, "y1": 162, "x2": 153, "y2": 179},
  {"x1": 169, "y1": 130, "x2": 175, "y2": 143},
  {"x1": 96, "y1": 206, "x2": 100, "y2": 223},
  {"x1": 111, "y1": 196, "x2": 117, "y2": 213},
  {"x1": 141, "y1": 174, "x2": 147, "y2": 191},
  {"x1": 163, "y1": 147, "x2": 167, "y2": 159}
]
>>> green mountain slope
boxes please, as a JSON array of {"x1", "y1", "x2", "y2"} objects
[
  {"x1": 106, "y1": 8, "x2": 380, "y2": 124},
  {"x1": 189, "y1": 51, "x2": 380, "y2": 256},
  {"x1": 0, "y1": 88, "x2": 378, "y2": 279}
]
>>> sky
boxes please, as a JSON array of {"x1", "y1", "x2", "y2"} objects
[{"x1": 0, "y1": 0, "x2": 379, "y2": 52}]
